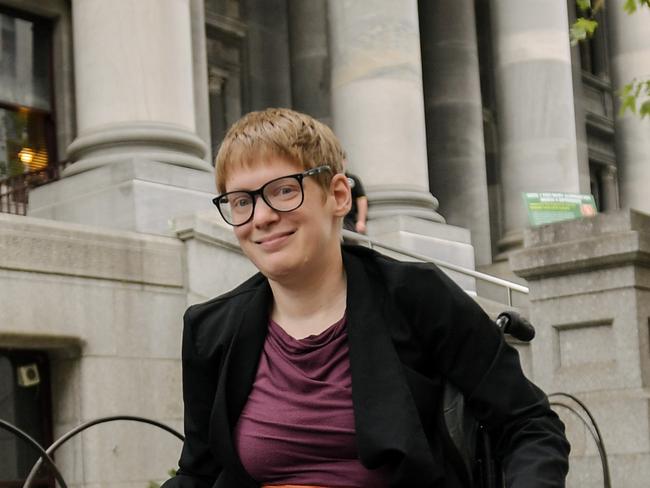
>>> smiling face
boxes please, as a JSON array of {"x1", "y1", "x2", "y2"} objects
[{"x1": 225, "y1": 156, "x2": 350, "y2": 284}]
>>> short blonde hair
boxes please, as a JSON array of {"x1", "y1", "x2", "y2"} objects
[{"x1": 215, "y1": 108, "x2": 345, "y2": 193}]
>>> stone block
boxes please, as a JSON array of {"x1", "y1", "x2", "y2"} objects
[
  {"x1": 51, "y1": 419, "x2": 85, "y2": 486},
  {"x1": 523, "y1": 208, "x2": 650, "y2": 248},
  {"x1": 50, "y1": 356, "x2": 83, "y2": 426},
  {"x1": 553, "y1": 390, "x2": 650, "y2": 458},
  {"x1": 28, "y1": 158, "x2": 217, "y2": 237},
  {"x1": 173, "y1": 212, "x2": 258, "y2": 300},
  {"x1": 0, "y1": 213, "x2": 184, "y2": 286},
  {"x1": 510, "y1": 209, "x2": 650, "y2": 487},
  {"x1": 511, "y1": 209, "x2": 650, "y2": 279},
  {"x1": 79, "y1": 357, "x2": 182, "y2": 420},
  {"x1": 528, "y1": 289, "x2": 644, "y2": 392},
  {"x1": 368, "y1": 215, "x2": 477, "y2": 292},
  {"x1": 0, "y1": 269, "x2": 186, "y2": 359},
  {"x1": 109, "y1": 286, "x2": 186, "y2": 359},
  {"x1": 76, "y1": 418, "x2": 182, "y2": 485}
]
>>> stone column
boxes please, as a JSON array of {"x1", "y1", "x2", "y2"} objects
[
  {"x1": 287, "y1": 0, "x2": 331, "y2": 125},
  {"x1": 510, "y1": 209, "x2": 650, "y2": 486},
  {"x1": 327, "y1": 0, "x2": 480, "y2": 288},
  {"x1": 490, "y1": 0, "x2": 590, "y2": 254},
  {"x1": 28, "y1": 0, "x2": 216, "y2": 235},
  {"x1": 606, "y1": 0, "x2": 650, "y2": 213},
  {"x1": 327, "y1": 0, "x2": 442, "y2": 223},
  {"x1": 419, "y1": 0, "x2": 492, "y2": 265}
]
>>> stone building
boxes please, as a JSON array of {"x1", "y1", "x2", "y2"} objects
[{"x1": 0, "y1": 0, "x2": 649, "y2": 486}]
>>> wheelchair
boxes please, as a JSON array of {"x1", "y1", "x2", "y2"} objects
[{"x1": 442, "y1": 311, "x2": 535, "y2": 488}]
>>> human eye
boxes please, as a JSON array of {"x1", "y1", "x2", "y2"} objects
[
  {"x1": 279, "y1": 185, "x2": 299, "y2": 196},
  {"x1": 230, "y1": 194, "x2": 252, "y2": 209},
  {"x1": 269, "y1": 180, "x2": 300, "y2": 200}
]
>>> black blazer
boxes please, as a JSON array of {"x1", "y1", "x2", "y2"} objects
[{"x1": 162, "y1": 246, "x2": 569, "y2": 488}]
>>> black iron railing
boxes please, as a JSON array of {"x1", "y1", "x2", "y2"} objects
[
  {"x1": 0, "y1": 161, "x2": 69, "y2": 216},
  {"x1": 0, "y1": 415, "x2": 184, "y2": 488},
  {"x1": 0, "y1": 400, "x2": 610, "y2": 487}
]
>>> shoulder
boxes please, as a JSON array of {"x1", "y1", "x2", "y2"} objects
[
  {"x1": 345, "y1": 244, "x2": 462, "y2": 300},
  {"x1": 183, "y1": 272, "x2": 267, "y2": 356},
  {"x1": 344, "y1": 245, "x2": 490, "y2": 335}
]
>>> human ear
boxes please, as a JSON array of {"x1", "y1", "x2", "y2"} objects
[{"x1": 329, "y1": 173, "x2": 352, "y2": 217}]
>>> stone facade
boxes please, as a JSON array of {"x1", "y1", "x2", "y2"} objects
[{"x1": 1, "y1": 0, "x2": 649, "y2": 486}]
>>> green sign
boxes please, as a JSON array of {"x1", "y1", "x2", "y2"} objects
[{"x1": 523, "y1": 192, "x2": 598, "y2": 226}]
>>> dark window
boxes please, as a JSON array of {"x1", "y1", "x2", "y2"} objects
[
  {"x1": 205, "y1": 1, "x2": 247, "y2": 164},
  {"x1": 0, "y1": 349, "x2": 53, "y2": 488},
  {"x1": 577, "y1": 8, "x2": 609, "y2": 80},
  {"x1": 0, "y1": 7, "x2": 56, "y2": 180},
  {"x1": 589, "y1": 161, "x2": 618, "y2": 213},
  {"x1": 589, "y1": 164, "x2": 603, "y2": 211}
]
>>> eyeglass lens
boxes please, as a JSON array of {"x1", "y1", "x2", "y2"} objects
[{"x1": 217, "y1": 176, "x2": 303, "y2": 225}]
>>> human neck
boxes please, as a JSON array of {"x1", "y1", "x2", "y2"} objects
[{"x1": 268, "y1": 248, "x2": 347, "y2": 340}]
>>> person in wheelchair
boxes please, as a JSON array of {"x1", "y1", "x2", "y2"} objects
[{"x1": 162, "y1": 108, "x2": 570, "y2": 488}]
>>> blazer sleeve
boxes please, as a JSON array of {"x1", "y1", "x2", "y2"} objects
[
  {"x1": 162, "y1": 307, "x2": 222, "y2": 488},
  {"x1": 405, "y1": 264, "x2": 570, "y2": 487}
]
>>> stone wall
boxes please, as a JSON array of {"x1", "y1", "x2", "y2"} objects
[
  {"x1": 0, "y1": 213, "x2": 187, "y2": 487},
  {"x1": 0, "y1": 211, "x2": 258, "y2": 487},
  {"x1": 511, "y1": 209, "x2": 650, "y2": 488}
]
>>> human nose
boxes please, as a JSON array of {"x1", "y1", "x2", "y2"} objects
[{"x1": 251, "y1": 194, "x2": 279, "y2": 227}]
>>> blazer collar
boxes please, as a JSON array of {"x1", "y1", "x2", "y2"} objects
[{"x1": 210, "y1": 278, "x2": 272, "y2": 486}]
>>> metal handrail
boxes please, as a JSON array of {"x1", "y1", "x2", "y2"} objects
[
  {"x1": 0, "y1": 418, "x2": 68, "y2": 488},
  {"x1": 342, "y1": 229, "x2": 529, "y2": 306},
  {"x1": 24, "y1": 415, "x2": 185, "y2": 488}
]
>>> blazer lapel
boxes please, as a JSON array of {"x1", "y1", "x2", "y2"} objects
[
  {"x1": 210, "y1": 279, "x2": 272, "y2": 486},
  {"x1": 343, "y1": 249, "x2": 442, "y2": 486}
]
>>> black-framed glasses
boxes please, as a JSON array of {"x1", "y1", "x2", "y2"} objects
[{"x1": 212, "y1": 165, "x2": 332, "y2": 226}]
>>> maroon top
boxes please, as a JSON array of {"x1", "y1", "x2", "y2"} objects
[{"x1": 234, "y1": 316, "x2": 390, "y2": 487}]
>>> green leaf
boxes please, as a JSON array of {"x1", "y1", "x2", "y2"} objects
[
  {"x1": 619, "y1": 95, "x2": 637, "y2": 115},
  {"x1": 620, "y1": 82, "x2": 634, "y2": 97},
  {"x1": 634, "y1": 81, "x2": 643, "y2": 97},
  {"x1": 624, "y1": 0, "x2": 638, "y2": 14},
  {"x1": 577, "y1": 17, "x2": 599, "y2": 34},
  {"x1": 576, "y1": 0, "x2": 591, "y2": 12},
  {"x1": 639, "y1": 100, "x2": 650, "y2": 118},
  {"x1": 570, "y1": 23, "x2": 587, "y2": 45}
]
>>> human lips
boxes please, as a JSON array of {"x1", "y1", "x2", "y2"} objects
[{"x1": 253, "y1": 230, "x2": 295, "y2": 246}]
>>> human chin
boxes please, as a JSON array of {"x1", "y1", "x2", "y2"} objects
[{"x1": 247, "y1": 249, "x2": 298, "y2": 281}]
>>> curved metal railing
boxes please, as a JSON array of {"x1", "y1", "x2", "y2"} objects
[
  {"x1": 549, "y1": 392, "x2": 611, "y2": 488},
  {"x1": 0, "y1": 415, "x2": 184, "y2": 488},
  {"x1": 0, "y1": 418, "x2": 68, "y2": 488}
]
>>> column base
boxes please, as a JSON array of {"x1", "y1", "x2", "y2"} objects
[
  {"x1": 65, "y1": 121, "x2": 213, "y2": 175},
  {"x1": 28, "y1": 158, "x2": 217, "y2": 236},
  {"x1": 367, "y1": 186, "x2": 445, "y2": 223},
  {"x1": 367, "y1": 215, "x2": 477, "y2": 292}
]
